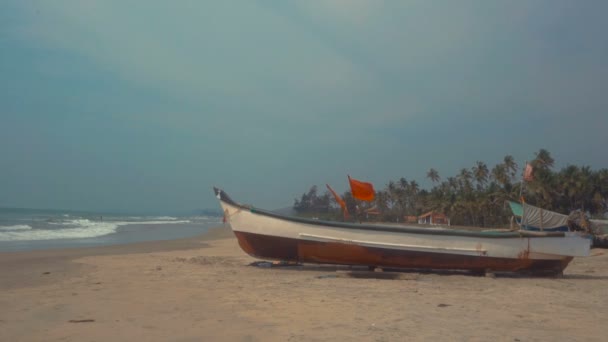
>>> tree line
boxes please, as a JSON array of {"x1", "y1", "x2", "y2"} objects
[{"x1": 293, "y1": 149, "x2": 608, "y2": 227}]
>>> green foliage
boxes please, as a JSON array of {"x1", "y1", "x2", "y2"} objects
[
  {"x1": 293, "y1": 186, "x2": 331, "y2": 215},
  {"x1": 293, "y1": 149, "x2": 608, "y2": 225}
]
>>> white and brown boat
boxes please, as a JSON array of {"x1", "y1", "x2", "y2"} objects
[{"x1": 214, "y1": 187, "x2": 591, "y2": 275}]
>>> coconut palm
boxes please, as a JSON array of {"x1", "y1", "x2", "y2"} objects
[
  {"x1": 427, "y1": 168, "x2": 440, "y2": 183},
  {"x1": 375, "y1": 190, "x2": 390, "y2": 216},
  {"x1": 386, "y1": 181, "x2": 399, "y2": 210},
  {"x1": 503, "y1": 155, "x2": 518, "y2": 180},
  {"x1": 458, "y1": 168, "x2": 473, "y2": 191},
  {"x1": 472, "y1": 161, "x2": 489, "y2": 189},
  {"x1": 408, "y1": 180, "x2": 420, "y2": 215},
  {"x1": 409, "y1": 180, "x2": 420, "y2": 196},
  {"x1": 491, "y1": 164, "x2": 509, "y2": 186},
  {"x1": 534, "y1": 149, "x2": 555, "y2": 170}
]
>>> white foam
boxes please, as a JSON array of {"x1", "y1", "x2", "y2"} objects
[
  {"x1": 0, "y1": 221, "x2": 119, "y2": 241},
  {"x1": 0, "y1": 218, "x2": 195, "y2": 242},
  {"x1": 47, "y1": 219, "x2": 95, "y2": 226},
  {"x1": 124, "y1": 216, "x2": 179, "y2": 221},
  {"x1": 0, "y1": 224, "x2": 32, "y2": 231},
  {"x1": 117, "y1": 219, "x2": 191, "y2": 225},
  {"x1": 153, "y1": 216, "x2": 179, "y2": 221},
  {"x1": 189, "y1": 217, "x2": 222, "y2": 225}
]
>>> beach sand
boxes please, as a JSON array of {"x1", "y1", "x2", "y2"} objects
[{"x1": 1, "y1": 226, "x2": 607, "y2": 342}]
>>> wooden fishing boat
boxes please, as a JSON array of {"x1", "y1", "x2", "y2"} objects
[{"x1": 215, "y1": 188, "x2": 591, "y2": 275}]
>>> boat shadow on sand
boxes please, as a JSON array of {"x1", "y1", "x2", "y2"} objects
[{"x1": 247, "y1": 261, "x2": 608, "y2": 280}]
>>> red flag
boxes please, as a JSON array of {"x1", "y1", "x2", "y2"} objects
[
  {"x1": 523, "y1": 163, "x2": 534, "y2": 181},
  {"x1": 326, "y1": 184, "x2": 349, "y2": 219},
  {"x1": 348, "y1": 175, "x2": 375, "y2": 201}
]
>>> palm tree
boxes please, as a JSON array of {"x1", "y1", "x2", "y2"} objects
[
  {"x1": 446, "y1": 177, "x2": 458, "y2": 191},
  {"x1": 534, "y1": 148, "x2": 555, "y2": 170},
  {"x1": 427, "y1": 168, "x2": 440, "y2": 184},
  {"x1": 375, "y1": 190, "x2": 390, "y2": 218},
  {"x1": 386, "y1": 181, "x2": 398, "y2": 209},
  {"x1": 384, "y1": 181, "x2": 402, "y2": 220},
  {"x1": 458, "y1": 168, "x2": 473, "y2": 191},
  {"x1": 503, "y1": 155, "x2": 518, "y2": 180},
  {"x1": 491, "y1": 164, "x2": 509, "y2": 186},
  {"x1": 472, "y1": 161, "x2": 489, "y2": 189},
  {"x1": 395, "y1": 178, "x2": 408, "y2": 218},
  {"x1": 561, "y1": 165, "x2": 582, "y2": 210},
  {"x1": 523, "y1": 149, "x2": 556, "y2": 209},
  {"x1": 595, "y1": 169, "x2": 608, "y2": 214},
  {"x1": 578, "y1": 166, "x2": 594, "y2": 210},
  {"x1": 408, "y1": 180, "x2": 420, "y2": 215},
  {"x1": 409, "y1": 180, "x2": 420, "y2": 195}
]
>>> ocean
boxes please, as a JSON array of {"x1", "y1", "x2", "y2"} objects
[{"x1": 0, "y1": 207, "x2": 222, "y2": 252}]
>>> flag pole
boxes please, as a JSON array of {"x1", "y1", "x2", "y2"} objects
[
  {"x1": 348, "y1": 175, "x2": 359, "y2": 223},
  {"x1": 519, "y1": 160, "x2": 526, "y2": 201},
  {"x1": 520, "y1": 160, "x2": 528, "y2": 231}
]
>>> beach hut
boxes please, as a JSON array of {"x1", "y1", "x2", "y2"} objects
[{"x1": 418, "y1": 211, "x2": 450, "y2": 226}]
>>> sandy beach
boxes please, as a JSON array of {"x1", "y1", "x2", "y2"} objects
[{"x1": 1, "y1": 226, "x2": 607, "y2": 342}]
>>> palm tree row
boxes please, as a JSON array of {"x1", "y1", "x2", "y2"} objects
[{"x1": 293, "y1": 149, "x2": 608, "y2": 227}]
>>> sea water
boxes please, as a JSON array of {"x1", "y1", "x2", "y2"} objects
[{"x1": 0, "y1": 208, "x2": 222, "y2": 252}]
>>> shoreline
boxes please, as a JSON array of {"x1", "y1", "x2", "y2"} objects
[
  {"x1": 0, "y1": 219, "x2": 222, "y2": 253},
  {"x1": 0, "y1": 225, "x2": 232, "y2": 291},
  {"x1": 1, "y1": 225, "x2": 607, "y2": 341}
]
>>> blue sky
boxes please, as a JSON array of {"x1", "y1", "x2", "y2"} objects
[{"x1": 1, "y1": 1, "x2": 607, "y2": 213}]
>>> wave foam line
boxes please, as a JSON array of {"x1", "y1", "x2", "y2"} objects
[
  {"x1": 0, "y1": 224, "x2": 32, "y2": 231},
  {"x1": 0, "y1": 219, "x2": 195, "y2": 242}
]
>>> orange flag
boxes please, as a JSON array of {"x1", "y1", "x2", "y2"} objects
[
  {"x1": 348, "y1": 175, "x2": 375, "y2": 201},
  {"x1": 326, "y1": 184, "x2": 349, "y2": 220},
  {"x1": 523, "y1": 163, "x2": 534, "y2": 182}
]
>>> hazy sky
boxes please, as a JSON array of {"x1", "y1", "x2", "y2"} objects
[{"x1": 2, "y1": 1, "x2": 607, "y2": 213}]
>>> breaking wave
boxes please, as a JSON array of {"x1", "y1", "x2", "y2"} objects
[
  {"x1": 0, "y1": 224, "x2": 32, "y2": 231},
  {"x1": 0, "y1": 221, "x2": 119, "y2": 242},
  {"x1": 0, "y1": 218, "x2": 193, "y2": 242}
]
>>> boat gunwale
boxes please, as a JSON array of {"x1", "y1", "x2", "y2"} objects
[{"x1": 214, "y1": 187, "x2": 569, "y2": 239}]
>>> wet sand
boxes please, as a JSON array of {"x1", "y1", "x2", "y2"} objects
[{"x1": 1, "y1": 226, "x2": 607, "y2": 341}]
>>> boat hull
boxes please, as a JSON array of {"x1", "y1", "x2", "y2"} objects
[{"x1": 233, "y1": 230, "x2": 573, "y2": 274}]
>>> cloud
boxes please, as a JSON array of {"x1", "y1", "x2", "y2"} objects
[
  {"x1": 15, "y1": 1, "x2": 376, "y2": 120},
  {"x1": 12, "y1": 1, "x2": 608, "y2": 119},
  {"x1": 292, "y1": 0, "x2": 384, "y2": 26},
  {"x1": 3, "y1": 0, "x2": 607, "y2": 211}
]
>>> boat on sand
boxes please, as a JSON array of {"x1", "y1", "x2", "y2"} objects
[{"x1": 214, "y1": 188, "x2": 591, "y2": 275}]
